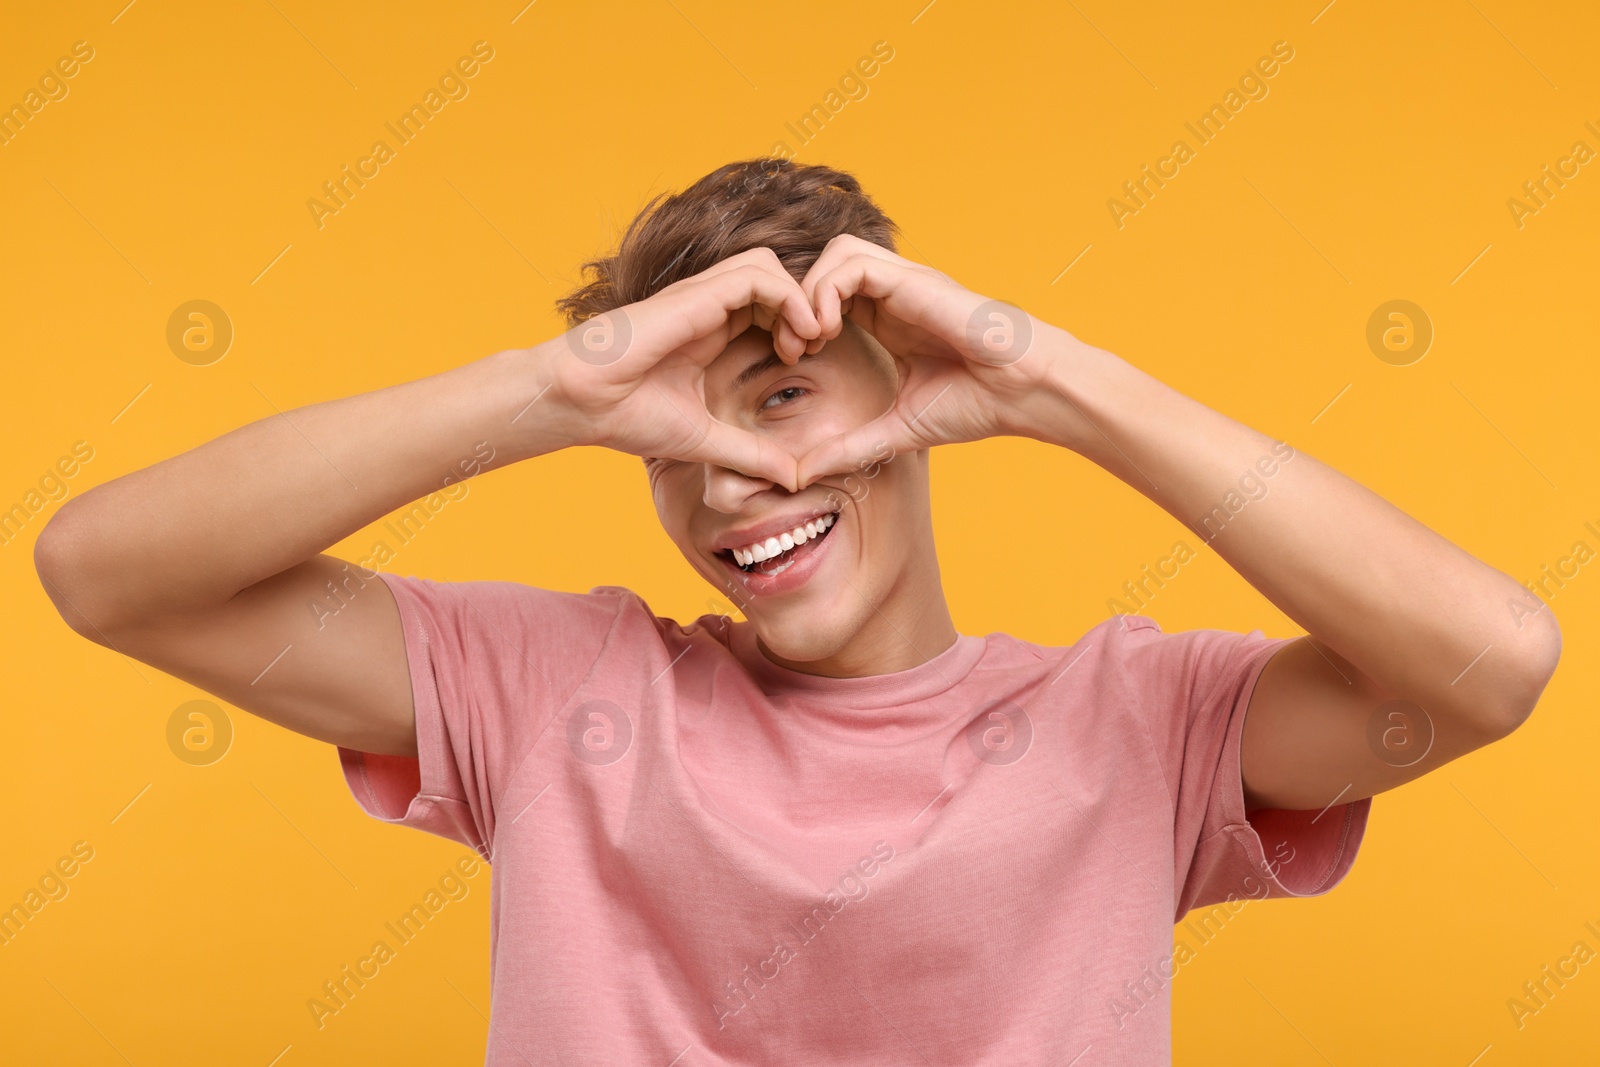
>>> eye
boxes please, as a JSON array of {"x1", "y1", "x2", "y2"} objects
[{"x1": 761, "y1": 385, "x2": 808, "y2": 410}]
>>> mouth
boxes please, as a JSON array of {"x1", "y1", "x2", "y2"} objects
[{"x1": 717, "y1": 509, "x2": 841, "y2": 579}]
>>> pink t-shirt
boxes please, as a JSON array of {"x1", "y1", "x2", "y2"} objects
[{"x1": 338, "y1": 571, "x2": 1368, "y2": 1065}]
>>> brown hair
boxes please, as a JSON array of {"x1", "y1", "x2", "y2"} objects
[{"x1": 554, "y1": 158, "x2": 900, "y2": 328}]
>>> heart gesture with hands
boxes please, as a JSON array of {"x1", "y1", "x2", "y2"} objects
[
  {"x1": 543, "y1": 247, "x2": 824, "y2": 490},
  {"x1": 791, "y1": 235, "x2": 1076, "y2": 489},
  {"x1": 542, "y1": 238, "x2": 1082, "y2": 493}
]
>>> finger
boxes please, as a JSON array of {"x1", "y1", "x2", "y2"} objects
[
  {"x1": 634, "y1": 264, "x2": 821, "y2": 373},
  {"x1": 638, "y1": 379, "x2": 798, "y2": 488},
  {"x1": 803, "y1": 294, "x2": 868, "y2": 356},
  {"x1": 776, "y1": 313, "x2": 811, "y2": 362},
  {"x1": 716, "y1": 262, "x2": 821, "y2": 347},
  {"x1": 820, "y1": 256, "x2": 988, "y2": 366},
  {"x1": 679, "y1": 245, "x2": 793, "y2": 289},
  {"x1": 798, "y1": 234, "x2": 905, "y2": 307},
  {"x1": 806, "y1": 255, "x2": 896, "y2": 343},
  {"x1": 735, "y1": 289, "x2": 799, "y2": 367},
  {"x1": 794, "y1": 412, "x2": 919, "y2": 491},
  {"x1": 812, "y1": 254, "x2": 915, "y2": 337},
  {"x1": 694, "y1": 247, "x2": 818, "y2": 356},
  {"x1": 694, "y1": 419, "x2": 800, "y2": 492},
  {"x1": 771, "y1": 313, "x2": 795, "y2": 363},
  {"x1": 759, "y1": 303, "x2": 809, "y2": 363}
]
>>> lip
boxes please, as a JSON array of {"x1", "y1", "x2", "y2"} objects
[
  {"x1": 716, "y1": 508, "x2": 842, "y2": 598},
  {"x1": 712, "y1": 505, "x2": 841, "y2": 554}
]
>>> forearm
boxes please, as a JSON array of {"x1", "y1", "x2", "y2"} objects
[
  {"x1": 37, "y1": 344, "x2": 570, "y2": 630},
  {"x1": 1027, "y1": 326, "x2": 1561, "y2": 725}
]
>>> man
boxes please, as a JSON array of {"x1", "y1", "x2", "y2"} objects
[{"x1": 35, "y1": 158, "x2": 1560, "y2": 1064}]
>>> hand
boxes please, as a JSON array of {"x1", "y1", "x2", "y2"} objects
[
  {"x1": 791, "y1": 235, "x2": 1066, "y2": 487},
  {"x1": 540, "y1": 248, "x2": 819, "y2": 489}
]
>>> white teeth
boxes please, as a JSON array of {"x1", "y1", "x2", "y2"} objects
[{"x1": 727, "y1": 511, "x2": 839, "y2": 568}]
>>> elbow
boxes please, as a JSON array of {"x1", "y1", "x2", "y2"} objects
[
  {"x1": 33, "y1": 505, "x2": 116, "y2": 643},
  {"x1": 1488, "y1": 610, "x2": 1563, "y2": 739},
  {"x1": 33, "y1": 508, "x2": 73, "y2": 595}
]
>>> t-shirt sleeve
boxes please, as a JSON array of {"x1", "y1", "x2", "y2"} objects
[
  {"x1": 1117, "y1": 615, "x2": 1370, "y2": 920},
  {"x1": 336, "y1": 571, "x2": 631, "y2": 860}
]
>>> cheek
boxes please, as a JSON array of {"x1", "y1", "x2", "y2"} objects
[
  {"x1": 651, "y1": 466, "x2": 710, "y2": 545},
  {"x1": 857, "y1": 450, "x2": 923, "y2": 517}
]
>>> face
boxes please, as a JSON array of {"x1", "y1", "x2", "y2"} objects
[{"x1": 645, "y1": 320, "x2": 939, "y2": 669}]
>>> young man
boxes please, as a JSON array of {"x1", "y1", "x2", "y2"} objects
[{"x1": 36, "y1": 159, "x2": 1560, "y2": 1064}]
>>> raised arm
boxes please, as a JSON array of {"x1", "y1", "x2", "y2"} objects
[
  {"x1": 1026, "y1": 342, "x2": 1562, "y2": 812},
  {"x1": 33, "y1": 249, "x2": 821, "y2": 757},
  {"x1": 791, "y1": 234, "x2": 1563, "y2": 813},
  {"x1": 32, "y1": 350, "x2": 563, "y2": 756}
]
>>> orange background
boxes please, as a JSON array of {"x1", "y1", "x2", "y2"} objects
[{"x1": 2, "y1": 1, "x2": 1596, "y2": 1063}]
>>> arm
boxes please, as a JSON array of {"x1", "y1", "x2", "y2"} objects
[
  {"x1": 792, "y1": 235, "x2": 1562, "y2": 813},
  {"x1": 33, "y1": 250, "x2": 821, "y2": 757},
  {"x1": 33, "y1": 349, "x2": 568, "y2": 756},
  {"x1": 1023, "y1": 337, "x2": 1562, "y2": 812}
]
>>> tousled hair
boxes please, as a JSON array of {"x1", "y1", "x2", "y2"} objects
[{"x1": 554, "y1": 158, "x2": 900, "y2": 328}]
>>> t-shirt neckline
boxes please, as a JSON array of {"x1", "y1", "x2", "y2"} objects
[{"x1": 727, "y1": 622, "x2": 988, "y2": 709}]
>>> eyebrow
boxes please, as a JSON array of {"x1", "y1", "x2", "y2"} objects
[{"x1": 729, "y1": 351, "x2": 812, "y2": 392}]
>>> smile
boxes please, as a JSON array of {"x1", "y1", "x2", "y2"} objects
[{"x1": 719, "y1": 510, "x2": 839, "y2": 576}]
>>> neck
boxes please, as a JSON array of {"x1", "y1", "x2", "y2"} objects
[{"x1": 755, "y1": 553, "x2": 959, "y2": 679}]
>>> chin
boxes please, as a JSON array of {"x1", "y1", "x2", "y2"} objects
[
  {"x1": 744, "y1": 542, "x2": 875, "y2": 667},
  {"x1": 748, "y1": 599, "x2": 868, "y2": 666}
]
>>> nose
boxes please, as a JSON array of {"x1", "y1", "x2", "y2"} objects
[{"x1": 702, "y1": 461, "x2": 780, "y2": 514}]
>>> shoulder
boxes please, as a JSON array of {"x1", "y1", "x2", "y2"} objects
[
  {"x1": 977, "y1": 613, "x2": 1164, "y2": 670},
  {"x1": 378, "y1": 573, "x2": 703, "y2": 646},
  {"x1": 954, "y1": 616, "x2": 1169, "y2": 719},
  {"x1": 1094, "y1": 614, "x2": 1289, "y2": 731},
  {"x1": 980, "y1": 613, "x2": 1271, "y2": 705},
  {"x1": 1081, "y1": 611, "x2": 1276, "y2": 668}
]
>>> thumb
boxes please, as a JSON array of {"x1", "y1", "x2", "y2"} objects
[
  {"x1": 696, "y1": 420, "x2": 801, "y2": 492},
  {"x1": 796, "y1": 413, "x2": 915, "y2": 491}
]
